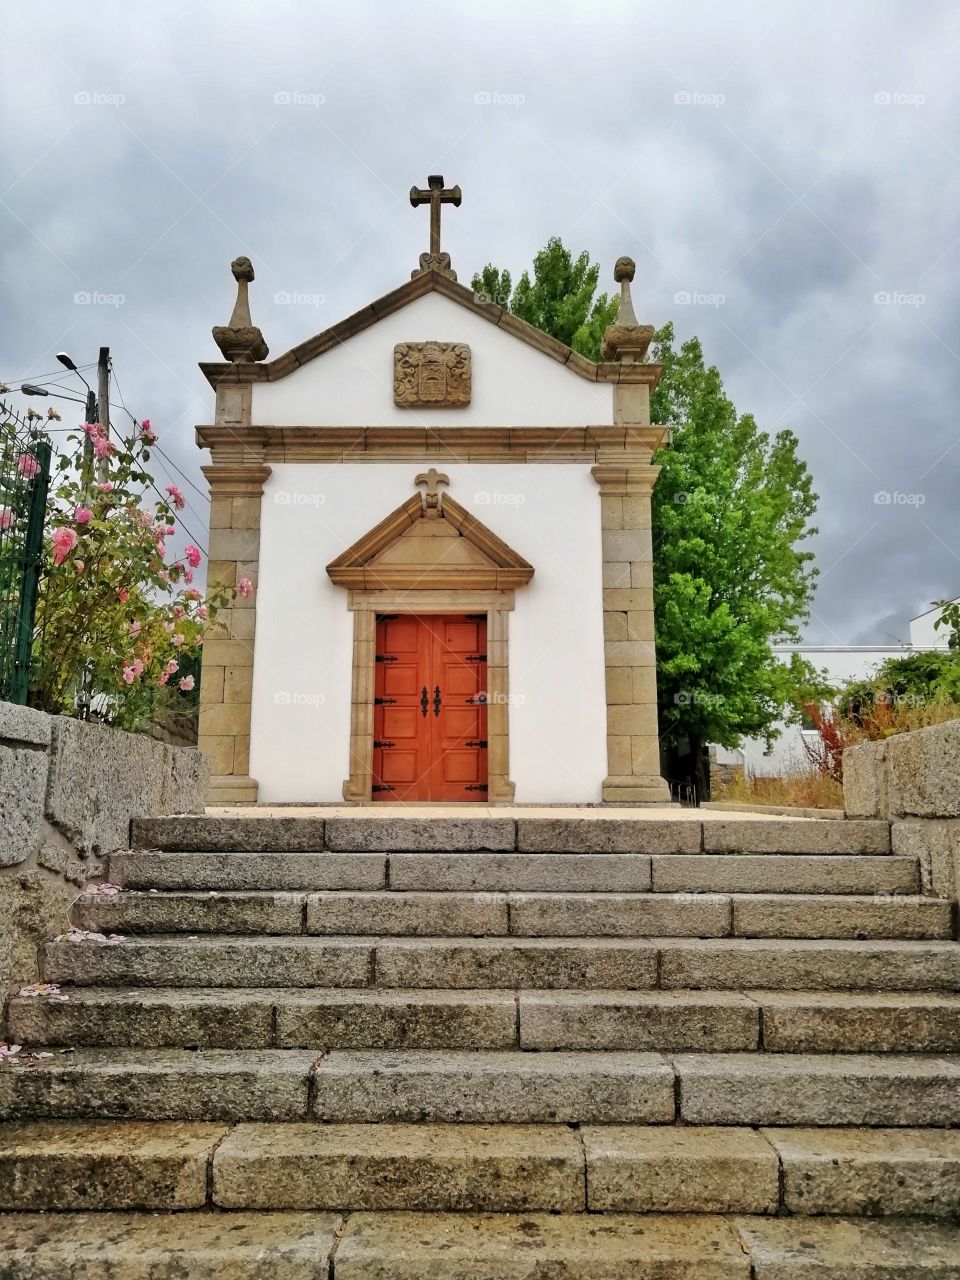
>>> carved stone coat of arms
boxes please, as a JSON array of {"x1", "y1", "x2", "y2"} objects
[{"x1": 393, "y1": 342, "x2": 471, "y2": 408}]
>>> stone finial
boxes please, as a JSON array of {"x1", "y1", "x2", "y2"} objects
[
  {"x1": 212, "y1": 256, "x2": 269, "y2": 363},
  {"x1": 415, "y1": 467, "x2": 450, "y2": 514},
  {"x1": 602, "y1": 254, "x2": 653, "y2": 362}
]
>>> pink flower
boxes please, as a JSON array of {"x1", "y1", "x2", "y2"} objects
[
  {"x1": 129, "y1": 620, "x2": 141, "y2": 637},
  {"x1": 131, "y1": 659, "x2": 144, "y2": 677},
  {"x1": 178, "y1": 675, "x2": 195, "y2": 692},
  {"x1": 137, "y1": 508, "x2": 153, "y2": 528},
  {"x1": 173, "y1": 606, "x2": 185, "y2": 620},
  {"x1": 93, "y1": 434, "x2": 113, "y2": 460},
  {"x1": 237, "y1": 577, "x2": 253, "y2": 599},
  {"x1": 17, "y1": 454, "x2": 40, "y2": 479},
  {"x1": 159, "y1": 671, "x2": 169, "y2": 685},
  {"x1": 185, "y1": 588, "x2": 200, "y2": 600},
  {"x1": 165, "y1": 484, "x2": 185, "y2": 510},
  {"x1": 74, "y1": 506, "x2": 93, "y2": 524},
  {"x1": 166, "y1": 526, "x2": 175, "y2": 536},
  {"x1": 165, "y1": 659, "x2": 179, "y2": 675},
  {"x1": 99, "y1": 481, "x2": 113, "y2": 493},
  {"x1": 184, "y1": 544, "x2": 201, "y2": 568},
  {"x1": 117, "y1": 588, "x2": 129, "y2": 603},
  {"x1": 184, "y1": 567, "x2": 194, "y2": 584},
  {"x1": 122, "y1": 666, "x2": 135, "y2": 685},
  {"x1": 51, "y1": 527, "x2": 77, "y2": 565},
  {"x1": 163, "y1": 621, "x2": 174, "y2": 633},
  {"x1": 0, "y1": 508, "x2": 12, "y2": 532},
  {"x1": 140, "y1": 419, "x2": 156, "y2": 444},
  {"x1": 172, "y1": 633, "x2": 184, "y2": 648},
  {"x1": 158, "y1": 570, "x2": 168, "y2": 583},
  {"x1": 197, "y1": 605, "x2": 208, "y2": 619},
  {"x1": 74, "y1": 560, "x2": 85, "y2": 574}
]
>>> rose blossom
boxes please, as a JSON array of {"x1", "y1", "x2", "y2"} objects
[
  {"x1": 51, "y1": 527, "x2": 77, "y2": 565},
  {"x1": 179, "y1": 675, "x2": 195, "y2": 692}
]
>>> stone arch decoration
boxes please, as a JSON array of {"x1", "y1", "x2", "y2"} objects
[{"x1": 326, "y1": 470, "x2": 534, "y2": 803}]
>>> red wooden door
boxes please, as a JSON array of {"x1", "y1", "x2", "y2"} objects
[{"x1": 373, "y1": 614, "x2": 487, "y2": 802}]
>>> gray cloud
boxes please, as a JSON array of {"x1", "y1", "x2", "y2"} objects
[{"x1": 1, "y1": 0, "x2": 958, "y2": 643}]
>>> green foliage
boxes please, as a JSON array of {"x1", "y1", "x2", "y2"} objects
[
  {"x1": 650, "y1": 323, "x2": 821, "y2": 752},
  {"x1": 472, "y1": 238, "x2": 822, "y2": 765},
  {"x1": 472, "y1": 237, "x2": 618, "y2": 361},
  {"x1": 933, "y1": 599, "x2": 960, "y2": 650},
  {"x1": 838, "y1": 650, "x2": 960, "y2": 720}
]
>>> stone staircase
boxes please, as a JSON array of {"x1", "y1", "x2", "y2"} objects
[{"x1": 3, "y1": 812, "x2": 960, "y2": 1276}]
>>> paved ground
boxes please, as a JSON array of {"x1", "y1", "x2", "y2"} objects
[{"x1": 206, "y1": 804, "x2": 812, "y2": 822}]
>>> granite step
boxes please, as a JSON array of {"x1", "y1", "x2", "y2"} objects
[
  {"x1": 42, "y1": 934, "x2": 960, "y2": 991},
  {"x1": 110, "y1": 850, "x2": 387, "y2": 891},
  {"x1": 73, "y1": 890, "x2": 309, "y2": 936},
  {"x1": 651, "y1": 854, "x2": 919, "y2": 895},
  {"x1": 2, "y1": 1210, "x2": 958, "y2": 1277}
]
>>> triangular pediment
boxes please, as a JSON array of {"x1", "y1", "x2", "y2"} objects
[{"x1": 326, "y1": 484, "x2": 534, "y2": 592}]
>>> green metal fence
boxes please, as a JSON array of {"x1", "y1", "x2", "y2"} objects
[{"x1": 0, "y1": 402, "x2": 52, "y2": 703}]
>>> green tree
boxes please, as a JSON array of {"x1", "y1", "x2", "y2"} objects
[
  {"x1": 473, "y1": 237, "x2": 618, "y2": 361},
  {"x1": 473, "y1": 239, "x2": 823, "y2": 797}
]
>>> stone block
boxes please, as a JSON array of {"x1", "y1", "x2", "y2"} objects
[
  {"x1": 630, "y1": 560, "x2": 653, "y2": 589},
  {"x1": 9, "y1": 988, "x2": 275, "y2": 1049},
  {"x1": 508, "y1": 891, "x2": 731, "y2": 937},
  {"x1": 731, "y1": 892, "x2": 950, "y2": 940},
  {"x1": 651, "y1": 854, "x2": 919, "y2": 895},
  {"x1": 886, "y1": 718, "x2": 960, "y2": 818},
  {"x1": 520, "y1": 990, "x2": 759, "y2": 1052},
  {"x1": 737, "y1": 1214, "x2": 960, "y2": 1277},
  {"x1": 388, "y1": 853, "x2": 653, "y2": 893},
  {"x1": 603, "y1": 612, "x2": 628, "y2": 640},
  {"x1": 45, "y1": 718, "x2": 171, "y2": 856},
  {"x1": 374, "y1": 937, "x2": 658, "y2": 990},
  {"x1": 602, "y1": 529, "x2": 653, "y2": 561},
  {"x1": 660, "y1": 938, "x2": 960, "y2": 991},
  {"x1": 197, "y1": 733, "x2": 234, "y2": 775},
  {"x1": 676, "y1": 1052, "x2": 960, "y2": 1126},
  {"x1": 224, "y1": 664, "x2": 255, "y2": 703},
  {"x1": 201, "y1": 638, "x2": 254, "y2": 667},
  {"x1": 43, "y1": 936, "x2": 373, "y2": 989},
  {"x1": 0, "y1": 741, "x2": 47, "y2": 867},
  {"x1": 765, "y1": 1126, "x2": 960, "y2": 1216},
  {"x1": 0, "y1": 1120, "x2": 225, "y2": 1210},
  {"x1": 627, "y1": 610, "x2": 655, "y2": 641},
  {"x1": 517, "y1": 818, "x2": 700, "y2": 854},
  {"x1": 892, "y1": 817, "x2": 960, "y2": 899},
  {"x1": 602, "y1": 561, "x2": 632, "y2": 588},
  {"x1": 110, "y1": 850, "x2": 386, "y2": 891},
  {"x1": 756, "y1": 991, "x2": 960, "y2": 1054},
  {"x1": 275, "y1": 989, "x2": 516, "y2": 1050},
  {"x1": 842, "y1": 739, "x2": 888, "y2": 818},
  {"x1": 325, "y1": 817, "x2": 516, "y2": 852},
  {"x1": 200, "y1": 664, "x2": 226, "y2": 705},
  {"x1": 0, "y1": 1049, "x2": 315, "y2": 1122},
  {"x1": 207, "y1": 527, "x2": 260, "y2": 561},
  {"x1": 605, "y1": 666, "x2": 634, "y2": 703},
  {"x1": 702, "y1": 819, "x2": 890, "y2": 855},
  {"x1": 584, "y1": 1125, "x2": 778, "y2": 1213},
  {"x1": 131, "y1": 816, "x2": 325, "y2": 851},
  {"x1": 306, "y1": 890, "x2": 508, "y2": 937},
  {"x1": 213, "y1": 1122, "x2": 583, "y2": 1211},
  {"x1": 335, "y1": 1212, "x2": 751, "y2": 1279},
  {"x1": 0, "y1": 699, "x2": 51, "y2": 747},
  {"x1": 604, "y1": 639, "x2": 657, "y2": 667},
  {"x1": 0, "y1": 1211, "x2": 342, "y2": 1276},
  {"x1": 312, "y1": 1050, "x2": 675, "y2": 1123},
  {"x1": 72, "y1": 889, "x2": 305, "y2": 935}
]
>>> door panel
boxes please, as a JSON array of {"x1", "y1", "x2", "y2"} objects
[{"x1": 373, "y1": 614, "x2": 488, "y2": 802}]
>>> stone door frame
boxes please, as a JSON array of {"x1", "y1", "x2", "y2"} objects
[{"x1": 343, "y1": 589, "x2": 516, "y2": 804}]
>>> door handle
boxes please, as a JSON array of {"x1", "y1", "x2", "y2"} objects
[
  {"x1": 433, "y1": 685, "x2": 441, "y2": 716},
  {"x1": 420, "y1": 686, "x2": 428, "y2": 717}
]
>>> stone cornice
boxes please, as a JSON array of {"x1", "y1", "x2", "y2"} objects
[
  {"x1": 196, "y1": 424, "x2": 669, "y2": 464},
  {"x1": 199, "y1": 270, "x2": 662, "y2": 390}
]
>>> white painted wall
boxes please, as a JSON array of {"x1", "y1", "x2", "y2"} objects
[
  {"x1": 251, "y1": 292, "x2": 612, "y2": 427},
  {"x1": 250, "y1": 462, "x2": 607, "y2": 803}
]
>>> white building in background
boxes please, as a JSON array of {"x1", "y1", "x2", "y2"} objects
[{"x1": 716, "y1": 601, "x2": 957, "y2": 778}]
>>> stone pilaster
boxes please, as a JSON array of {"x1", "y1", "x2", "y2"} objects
[
  {"x1": 198, "y1": 463, "x2": 271, "y2": 804},
  {"x1": 593, "y1": 461, "x2": 670, "y2": 804}
]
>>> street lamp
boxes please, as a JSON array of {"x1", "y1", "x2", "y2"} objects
[
  {"x1": 56, "y1": 352, "x2": 93, "y2": 394},
  {"x1": 19, "y1": 384, "x2": 86, "y2": 404}
]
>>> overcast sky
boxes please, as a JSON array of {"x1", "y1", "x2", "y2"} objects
[{"x1": 2, "y1": 0, "x2": 957, "y2": 646}]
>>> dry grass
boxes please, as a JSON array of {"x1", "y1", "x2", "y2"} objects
[{"x1": 716, "y1": 765, "x2": 843, "y2": 810}]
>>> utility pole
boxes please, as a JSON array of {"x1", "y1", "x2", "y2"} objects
[
  {"x1": 96, "y1": 346, "x2": 110, "y2": 483},
  {"x1": 81, "y1": 388, "x2": 97, "y2": 490}
]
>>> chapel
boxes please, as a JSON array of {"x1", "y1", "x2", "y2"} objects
[{"x1": 196, "y1": 177, "x2": 670, "y2": 807}]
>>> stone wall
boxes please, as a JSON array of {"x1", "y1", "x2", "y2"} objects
[
  {"x1": 843, "y1": 719, "x2": 960, "y2": 902},
  {"x1": 0, "y1": 702, "x2": 208, "y2": 1030}
]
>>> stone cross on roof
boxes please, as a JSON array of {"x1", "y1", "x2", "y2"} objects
[{"x1": 409, "y1": 175, "x2": 461, "y2": 281}]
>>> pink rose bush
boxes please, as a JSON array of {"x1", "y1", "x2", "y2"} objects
[{"x1": 25, "y1": 413, "x2": 241, "y2": 728}]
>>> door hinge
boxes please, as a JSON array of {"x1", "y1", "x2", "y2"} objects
[
  {"x1": 374, "y1": 697, "x2": 396, "y2": 705},
  {"x1": 375, "y1": 655, "x2": 398, "y2": 663},
  {"x1": 372, "y1": 784, "x2": 395, "y2": 793},
  {"x1": 465, "y1": 784, "x2": 489, "y2": 792},
  {"x1": 465, "y1": 654, "x2": 487, "y2": 662},
  {"x1": 466, "y1": 740, "x2": 488, "y2": 749},
  {"x1": 373, "y1": 740, "x2": 395, "y2": 749}
]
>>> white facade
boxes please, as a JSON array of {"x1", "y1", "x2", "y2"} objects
[{"x1": 251, "y1": 462, "x2": 607, "y2": 803}]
